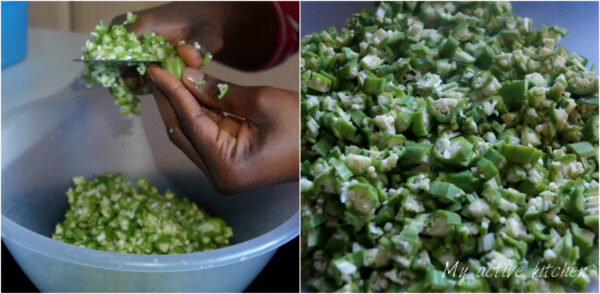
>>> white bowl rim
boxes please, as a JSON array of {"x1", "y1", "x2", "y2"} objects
[{"x1": 1, "y1": 211, "x2": 299, "y2": 272}]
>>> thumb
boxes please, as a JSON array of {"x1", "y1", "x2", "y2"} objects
[{"x1": 181, "y1": 67, "x2": 263, "y2": 121}]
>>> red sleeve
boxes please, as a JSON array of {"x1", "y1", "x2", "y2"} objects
[{"x1": 259, "y1": 1, "x2": 299, "y2": 70}]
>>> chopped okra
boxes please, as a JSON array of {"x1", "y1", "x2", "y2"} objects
[
  {"x1": 217, "y1": 83, "x2": 229, "y2": 99},
  {"x1": 81, "y1": 14, "x2": 214, "y2": 115},
  {"x1": 301, "y1": 2, "x2": 599, "y2": 292},
  {"x1": 81, "y1": 13, "x2": 176, "y2": 115},
  {"x1": 202, "y1": 52, "x2": 213, "y2": 69},
  {"x1": 162, "y1": 56, "x2": 186, "y2": 80},
  {"x1": 193, "y1": 41, "x2": 202, "y2": 51},
  {"x1": 53, "y1": 173, "x2": 232, "y2": 254},
  {"x1": 195, "y1": 79, "x2": 207, "y2": 87}
]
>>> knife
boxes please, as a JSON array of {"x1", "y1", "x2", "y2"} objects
[{"x1": 73, "y1": 59, "x2": 158, "y2": 64}]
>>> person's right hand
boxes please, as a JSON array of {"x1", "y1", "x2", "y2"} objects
[
  {"x1": 111, "y1": 2, "x2": 278, "y2": 70},
  {"x1": 111, "y1": 3, "x2": 222, "y2": 69}
]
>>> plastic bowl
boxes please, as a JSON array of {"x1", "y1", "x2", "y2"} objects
[{"x1": 1, "y1": 86, "x2": 299, "y2": 292}]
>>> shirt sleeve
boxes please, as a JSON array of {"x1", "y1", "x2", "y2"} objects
[{"x1": 259, "y1": 1, "x2": 299, "y2": 70}]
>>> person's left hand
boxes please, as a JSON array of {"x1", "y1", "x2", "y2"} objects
[{"x1": 147, "y1": 64, "x2": 299, "y2": 194}]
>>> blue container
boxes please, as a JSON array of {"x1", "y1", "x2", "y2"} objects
[{"x1": 1, "y1": 2, "x2": 28, "y2": 69}]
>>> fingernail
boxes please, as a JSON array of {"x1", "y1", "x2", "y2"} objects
[
  {"x1": 183, "y1": 67, "x2": 205, "y2": 85},
  {"x1": 179, "y1": 43, "x2": 202, "y2": 61},
  {"x1": 189, "y1": 43, "x2": 204, "y2": 60}
]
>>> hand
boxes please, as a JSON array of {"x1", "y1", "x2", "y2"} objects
[
  {"x1": 111, "y1": 3, "x2": 220, "y2": 70},
  {"x1": 112, "y1": 2, "x2": 278, "y2": 70},
  {"x1": 147, "y1": 64, "x2": 299, "y2": 194}
]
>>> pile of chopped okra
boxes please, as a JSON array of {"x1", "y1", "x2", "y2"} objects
[
  {"x1": 301, "y1": 2, "x2": 599, "y2": 292},
  {"x1": 81, "y1": 13, "x2": 221, "y2": 115},
  {"x1": 53, "y1": 173, "x2": 232, "y2": 254}
]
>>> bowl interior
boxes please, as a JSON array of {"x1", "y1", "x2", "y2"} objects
[{"x1": 2, "y1": 86, "x2": 298, "y2": 246}]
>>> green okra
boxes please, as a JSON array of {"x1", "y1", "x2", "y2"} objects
[
  {"x1": 217, "y1": 83, "x2": 229, "y2": 99},
  {"x1": 162, "y1": 56, "x2": 186, "y2": 80},
  {"x1": 300, "y1": 2, "x2": 599, "y2": 293},
  {"x1": 53, "y1": 173, "x2": 232, "y2": 254},
  {"x1": 201, "y1": 52, "x2": 213, "y2": 69},
  {"x1": 81, "y1": 14, "x2": 177, "y2": 115}
]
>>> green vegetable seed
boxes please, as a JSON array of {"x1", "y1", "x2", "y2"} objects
[
  {"x1": 53, "y1": 173, "x2": 233, "y2": 254},
  {"x1": 301, "y1": 2, "x2": 599, "y2": 293}
]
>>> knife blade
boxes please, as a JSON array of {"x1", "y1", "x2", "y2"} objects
[{"x1": 73, "y1": 59, "x2": 158, "y2": 64}]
